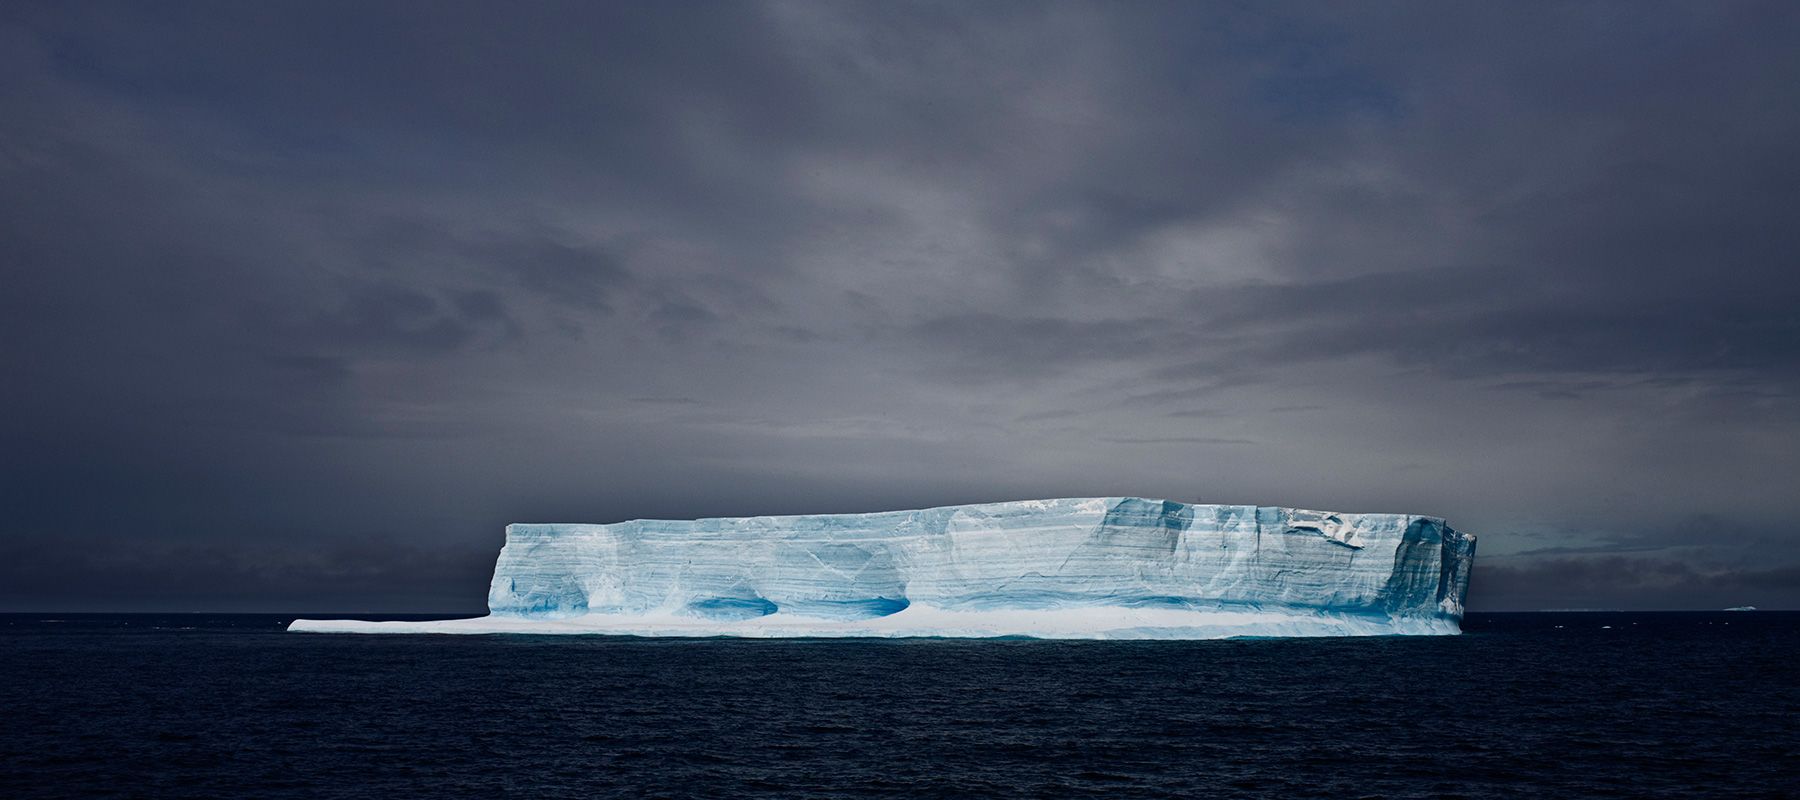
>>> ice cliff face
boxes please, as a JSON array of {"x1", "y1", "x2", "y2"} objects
[
  {"x1": 292, "y1": 498, "x2": 1474, "y2": 638},
  {"x1": 472, "y1": 498, "x2": 1473, "y2": 635}
]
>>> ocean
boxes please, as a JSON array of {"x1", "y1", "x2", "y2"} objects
[{"x1": 2, "y1": 612, "x2": 1794, "y2": 798}]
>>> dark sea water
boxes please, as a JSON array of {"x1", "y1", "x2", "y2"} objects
[{"x1": 2, "y1": 612, "x2": 1795, "y2": 799}]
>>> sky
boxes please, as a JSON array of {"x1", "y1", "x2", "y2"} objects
[{"x1": 3, "y1": 1, "x2": 1798, "y2": 612}]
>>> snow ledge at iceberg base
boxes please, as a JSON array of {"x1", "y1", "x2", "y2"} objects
[{"x1": 290, "y1": 497, "x2": 1475, "y2": 639}]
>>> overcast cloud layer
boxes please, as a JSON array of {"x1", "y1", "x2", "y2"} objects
[{"x1": 4, "y1": 2, "x2": 1798, "y2": 611}]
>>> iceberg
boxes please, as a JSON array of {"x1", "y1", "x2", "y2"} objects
[{"x1": 290, "y1": 497, "x2": 1475, "y2": 638}]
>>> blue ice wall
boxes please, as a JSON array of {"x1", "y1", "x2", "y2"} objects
[{"x1": 486, "y1": 498, "x2": 1475, "y2": 624}]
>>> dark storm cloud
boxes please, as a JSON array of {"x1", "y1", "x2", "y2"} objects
[{"x1": 3, "y1": 1, "x2": 1799, "y2": 610}]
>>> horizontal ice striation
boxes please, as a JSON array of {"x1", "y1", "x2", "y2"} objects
[{"x1": 291, "y1": 498, "x2": 1475, "y2": 639}]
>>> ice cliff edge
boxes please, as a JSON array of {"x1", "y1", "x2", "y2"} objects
[{"x1": 291, "y1": 497, "x2": 1474, "y2": 638}]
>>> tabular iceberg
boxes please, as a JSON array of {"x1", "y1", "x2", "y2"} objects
[{"x1": 291, "y1": 497, "x2": 1475, "y2": 639}]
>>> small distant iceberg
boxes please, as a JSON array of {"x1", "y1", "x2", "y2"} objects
[
  {"x1": 1724, "y1": 606, "x2": 1757, "y2": 611},
  {"x1": 290, "y1": 497, "x2": 1477, "y2": 639}
]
